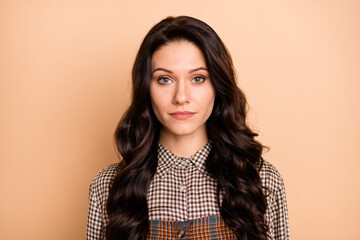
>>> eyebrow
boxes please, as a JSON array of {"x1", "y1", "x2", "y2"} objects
[{"x1": 152, "y1": 67, "x2": 208, "y2": 74}]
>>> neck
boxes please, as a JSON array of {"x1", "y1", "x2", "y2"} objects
[{"x1": 158, "y1": 127, "x2": 208, "y2": 158}]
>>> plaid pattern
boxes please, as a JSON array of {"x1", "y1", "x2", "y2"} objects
[
  {"x1": 87, "y1": 163, "x2": 119, "y2": 240},
  {"x1": 147, "y1": 142, "x2": 220, "y2": 221},
  {"x1": 147, "y1": 214, "x2": 236, "y2": 239},
  {"x1": 87, "y1": 143, "x2": 290, "y2": 239},
  {"x1": 260, "y1": 162, "x2": 290, "y2": 240}
]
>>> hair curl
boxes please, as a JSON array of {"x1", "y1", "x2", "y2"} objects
[{"x1": 106, "y1": 16, "x2": 268, "y2": 240}]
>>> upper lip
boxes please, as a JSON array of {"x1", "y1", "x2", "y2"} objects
[{"x1": 169, "y1": 111, "x2": 196, "y2": 115}]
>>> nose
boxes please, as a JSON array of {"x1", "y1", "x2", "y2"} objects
[{"x1": 173, "y1": 81, "x2": 190, "y2": 105}]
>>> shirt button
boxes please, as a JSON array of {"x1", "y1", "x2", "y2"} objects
[
  {"x1": 177, "y1": 229, "x2": 185, "y2": 238},
  {"x1": 179, "y1": 185, "x2": 186, "y2": 191}
]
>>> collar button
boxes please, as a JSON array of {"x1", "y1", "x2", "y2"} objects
[{"x1": 179, "y1": 185, "x2": 186, "y2": 191}]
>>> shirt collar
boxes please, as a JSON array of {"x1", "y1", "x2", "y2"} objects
[{"x1": 156, "y1": 142, "x2": 212, "y2": 178}]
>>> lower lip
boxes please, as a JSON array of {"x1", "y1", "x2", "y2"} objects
[{"x1": 170, "y1": 113, "x2": 195, "y2": 120}]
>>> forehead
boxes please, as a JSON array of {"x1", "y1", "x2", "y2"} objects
[{"x1": 151, "y1": 40, "x2": 206, "y2": 71}]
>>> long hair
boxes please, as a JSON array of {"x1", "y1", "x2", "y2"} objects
[{"x1": 106, "y1": 16, "x2": 268, "y2": 240}]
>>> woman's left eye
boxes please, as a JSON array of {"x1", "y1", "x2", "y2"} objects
[{"x1": 192, "y1": 76, "x2": 205, "y2": 83}]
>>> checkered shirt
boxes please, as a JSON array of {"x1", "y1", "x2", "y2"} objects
[
  {"x1": 87, "y1": 143, "x2": 290, "y2": 239},
  {"x1": 147, "y1": 142, "x2": 219, "y2": 221}
]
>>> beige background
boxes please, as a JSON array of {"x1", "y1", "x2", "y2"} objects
[{"x1": 1, "y1": 0, "x2": 359, "y2": 239}]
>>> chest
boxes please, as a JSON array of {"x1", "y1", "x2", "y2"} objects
[{"x1": 147, "y1": 159, "x2": 221, "y2": 221}]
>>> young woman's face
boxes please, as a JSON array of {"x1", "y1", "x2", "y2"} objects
[{"x1": 150, "y1": 40, "x2": 215, "y2": 139}]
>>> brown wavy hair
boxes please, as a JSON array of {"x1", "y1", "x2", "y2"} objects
[{"x1": 106, "y1": 16, "x2": 268, "y2": 240}]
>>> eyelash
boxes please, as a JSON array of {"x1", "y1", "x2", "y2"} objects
[
  {"x1": 192, "y1": 76, "x2": 205, "y2": 83},
  {"x1": 157, "y1": 76, "x2": 206, "y2": 85},
  {"x1": 157, "y1": 77, "x2": 172, "y2": 84}
]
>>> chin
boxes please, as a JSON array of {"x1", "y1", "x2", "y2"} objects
[
  {"x1": 171, "y1": 129, "x2": 196, "y2": 136},
  {"x1": 160, "y1": 120, "x2": 207, "y2": 138},
  {"x1": 168, "y1": 125, "x2": 205, "y2": 137}
]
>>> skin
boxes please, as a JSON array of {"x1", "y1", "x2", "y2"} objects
[{"x1": 150, "y1": 40, "x2": 215, "y2": 157}]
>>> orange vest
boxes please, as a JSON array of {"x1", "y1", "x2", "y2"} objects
[{"x1": 147, "y1": 214, "x2": 237, "y2": 239}]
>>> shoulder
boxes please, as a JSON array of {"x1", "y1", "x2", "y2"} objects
[
  {"x1": 90, "y1": 163, "x2": 120, "y2": 190},
  {"x1": 259, "y1": 160, "x2": 285, "y2": 197},
  {"x1": 87, "y1": 164, "x2": 120, "y2": 238},
  {"x1": 259, "y1": 161, "x2": 291, "y2": 238},
  {"x1": 89, "y1": 163, "x2": 120, "y2": 202}
]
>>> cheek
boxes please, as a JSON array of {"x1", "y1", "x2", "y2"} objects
[
  {"x1": 202, "y1": 88, "x2": 216, "y2": 111},
  {"x1": 206, "y1": 98, "x2": 215, "y2": 116},
  {"x1": 205, "y1": 93, "x2": 216, "y2": 119},
  {"x1": 150, "y1": 97, "x2": 160, "y2": 116}
]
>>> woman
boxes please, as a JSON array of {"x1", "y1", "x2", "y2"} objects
[{"x1": 87, "y1": 16, "x2": 290, "y2": 240}]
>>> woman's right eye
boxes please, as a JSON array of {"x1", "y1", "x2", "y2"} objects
[{"x1": 158, "y1": 77, "x2": 172, "y2": 84}]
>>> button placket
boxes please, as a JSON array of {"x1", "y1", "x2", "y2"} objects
[
  {"x1": 179, "y1": 184, "x2": 186, "y2": 191},
  {"x1": 177, "y1": 157, "x2": 188, "y2": 192}
]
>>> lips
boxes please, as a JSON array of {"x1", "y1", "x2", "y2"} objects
[{"x1": 169, "y1": 111, "x2": 196, "y2": 120}]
